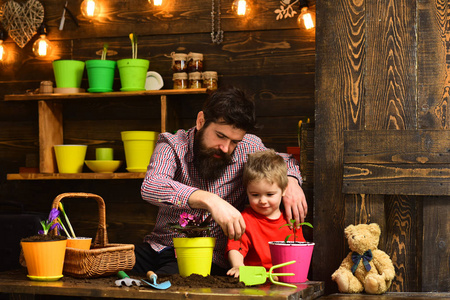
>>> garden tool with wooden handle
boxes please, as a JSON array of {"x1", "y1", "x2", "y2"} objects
[
  {"x1": 140, "y1": 271, "x2": 171, "y2": 290},
  {"x1": 115, "y1": 271, "x2": 141, "y2": 287}
]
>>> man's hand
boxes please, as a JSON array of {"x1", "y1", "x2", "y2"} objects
[
  {"x1": 282, "y1": 177, "x2": 308, "y2": 226},
  {"x1": 188, "y1": 190, "x2": 246, "y2": 241}
]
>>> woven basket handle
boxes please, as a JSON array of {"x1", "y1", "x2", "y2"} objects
[{"x1": 51, "y1": 192, "x2": 108, "y2": 247}]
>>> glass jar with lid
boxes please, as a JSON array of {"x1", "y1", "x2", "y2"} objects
[
  {"x1": 173, "y1": 72, "x2": 188, "y2": 89},
  {"x1": 171, "y1": 53, "x2": 188, "y2": 72},
  {"x1": 202, "y1": 71, "x2": 218, "y2": 90},
  {"x1": 187, "y1": 52, "x2": 204, "y2": 72},
  {"x1": 189, "y1": 72, "x2": 203, "y2": 89}
]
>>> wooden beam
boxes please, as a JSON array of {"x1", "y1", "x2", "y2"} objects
[{"x1": 343, "y1": 130, "x2": 450, "y2": 195}]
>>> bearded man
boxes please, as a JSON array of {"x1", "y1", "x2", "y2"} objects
[{"x1": 134, "y1": 86, "x2": 307, "y2": 276}]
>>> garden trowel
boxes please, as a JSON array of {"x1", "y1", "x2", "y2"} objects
[
  {"x1": 239, "y1": 260, "x2": 297, "y2": 288},
  {"x1": 140, "y1": 271, "x2": 171, "y2": 290}
]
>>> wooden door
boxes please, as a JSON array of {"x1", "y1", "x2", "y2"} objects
[{"x1": 315, "y1": 0, "x2": 449, "y2": 294}]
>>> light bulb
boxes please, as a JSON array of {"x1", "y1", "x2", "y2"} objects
[
  {"x1": 232, "y1": 0, "x2": 251, "y2": 17},
  {"x1": 152, "y1": 0, "x2": 162, "y2": 6},
  {"x1": 0, "y1": 40, "x2": 5, "y2": 61},
  {"x1": 81, "y1": 0, "x2": 101, "y2": 19},
  {"x1": 32, "y1": 34, "x2": 52, "y2": 57},
  {"x1": 297, "y1": 7, "x2": 314, "y2": 30}
]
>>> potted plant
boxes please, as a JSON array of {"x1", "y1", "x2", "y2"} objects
[
  {"x1": 86, "y1": 43, "x2": 117, "y2": 93},
  {"x1": 117, "y1": 33, "x2": 150, "y2": 91},
  {"x1": 168, "y1": 213, "x2": 215, "y2": 277},
  {"x1": 268, "y1": 220, "x2": 314, "y2": 283},
  {"x1": 20, "y1": 208, "x2": 67, "y2": 281}
]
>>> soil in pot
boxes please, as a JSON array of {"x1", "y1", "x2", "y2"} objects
[{"x1": 21, "y1": 235, "x2": 67, "y2": 242}]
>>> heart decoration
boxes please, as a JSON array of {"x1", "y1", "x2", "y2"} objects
[{"x1": 0, "y1": 0, "x2": 44, "y2": 48}]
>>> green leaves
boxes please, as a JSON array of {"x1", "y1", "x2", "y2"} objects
[{"x1": 279, "y1": 219, "x2": 313, "y2": 243}]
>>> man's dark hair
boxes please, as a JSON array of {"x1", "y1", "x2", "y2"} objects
[{"x1": 202, "y1": 86, "x2": 259, "y2": 133}]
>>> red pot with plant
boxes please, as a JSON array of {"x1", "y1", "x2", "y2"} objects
[{"x1": 268, "y1": 220, "x2": 314, "y2": 283}]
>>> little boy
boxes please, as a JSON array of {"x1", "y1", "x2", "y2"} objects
[{"x1": 226, "y1": 149, "x2": 306, "y2": 277}]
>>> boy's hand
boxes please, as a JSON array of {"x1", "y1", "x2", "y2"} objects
[{"x1": 227, "y1": 266, "x2": 241, "y2": 278}]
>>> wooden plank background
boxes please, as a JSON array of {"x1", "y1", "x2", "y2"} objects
[
  {"x1": 0, "y1": 0, "x2": 317, "y2": 277},
  {"x1": 316, "y1": 0, "x2": 449, "y2": 294}
]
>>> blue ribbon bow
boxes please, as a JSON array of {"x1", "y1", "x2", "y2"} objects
[{"x1": 351, "y1": 249, "x2": 373, "y2": 274}]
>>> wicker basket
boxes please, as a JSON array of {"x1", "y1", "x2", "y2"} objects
[{"x1": 51, "y1": 192, "x2": 135, "y2": 278}]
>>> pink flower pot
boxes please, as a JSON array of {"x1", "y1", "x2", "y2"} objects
[{"x1": 269, "y1": 241, "x2": 314, "y2": 283}]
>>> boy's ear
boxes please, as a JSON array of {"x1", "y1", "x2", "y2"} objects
[
  {"x1": 282, "y1": 189, "x2": 287, "y2": 197},
  {"x1": 196, "y1": 111, "x2": 205, "y2": 130}
]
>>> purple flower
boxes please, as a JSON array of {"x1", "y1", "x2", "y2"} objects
[
  {"x1": 39, "y1": 208, "x2": 62, "y2": 235},
  {"x1": 169, "y1": 213, "x2": 212, "y2": 238},
  {"x1": 48, "y1": 208, "x2": 60, "y2": 222}
]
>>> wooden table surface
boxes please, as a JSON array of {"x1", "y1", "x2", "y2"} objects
[{"x1": 0, "y1": 270, "x2": 324, "y2": 300}]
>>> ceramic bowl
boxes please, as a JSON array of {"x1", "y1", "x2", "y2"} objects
[{"x1": 85, "y1": 160, "x2": 122, "y2": 173}]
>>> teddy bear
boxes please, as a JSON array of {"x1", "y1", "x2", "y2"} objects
[{"x1": 331, "y1": 223, "x2": 395, "y2": 294}]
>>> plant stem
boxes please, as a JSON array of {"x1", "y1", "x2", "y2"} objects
[
  {"x1": 58, "y1": 217, "x2": 72, "y2": 238},
  {"x1": 59, "y1": 203, "x2": 77, "y2": 238}
]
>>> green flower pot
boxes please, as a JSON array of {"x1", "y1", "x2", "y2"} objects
[
  {"x1": 86, "y1": 60, "x2": 117, "y2": 93},
  {"x1": 117, "y1": 58, "x2": 149, "y2": 91},
  {"x1": 52, "y1": 60, "x2": 85, "y2": 88}
]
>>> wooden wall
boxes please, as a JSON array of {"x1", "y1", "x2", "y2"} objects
[
  {"x1": 0, "y1": 0, "x2": 316, "y2": 271},
  {"x1": 316, "y1": 0, "x2": 449, "y2": 294}
]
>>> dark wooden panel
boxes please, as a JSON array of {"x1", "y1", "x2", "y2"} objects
[
  {"x1": 40, "y1": 0, "x2": 316, "y2": 40},
  {"x1": 385, "y1": 195, "x2": 420, "y2": 292},
  {"x1": 314, "y1": 0, "x2": 363, "y2": 293},
  {"x1": 343, "y1": 163, "x2": 450, "y2": 195},
  {"x1": 422, "y1": 196, "x2": 450, "y2": 291},
  {"x1": 343, "y1": 130, "x2": 450, "y2": 195},
  {"x1": 344, "y1": 130, "x2": 450, "y2": 164},
  {"x1": 365, "y1": 0, "x2": 417, "y2": 130},
  {"x1": 417, "y1": 0, "x2": 449, "y2": 129},
  {"x1": 0, "y1": 29, "x2": 315, "y2": 83}
]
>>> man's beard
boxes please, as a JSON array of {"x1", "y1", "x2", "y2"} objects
[{"x1": 193, "y1": 127, "x2": 233, "y2": 181}]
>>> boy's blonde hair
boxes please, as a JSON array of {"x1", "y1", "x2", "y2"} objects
[{"x1": 243, "y1": 149, "x2": 288, "y2": 191}]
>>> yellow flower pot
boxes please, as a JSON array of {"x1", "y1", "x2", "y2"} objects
[
  {"x1": 173, "y1": 237, "x2": 216, "y2": 277},
  {"x1": 21, "y1": 239, "x2": 67, "y2": 281},
  {"x1": 121, "y1": 131, "x2": 159, "y2": 172}
]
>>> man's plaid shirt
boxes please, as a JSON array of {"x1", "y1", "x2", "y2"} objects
[{"x1": 141, "y1": 127, "x2": 302, "y2": 268}]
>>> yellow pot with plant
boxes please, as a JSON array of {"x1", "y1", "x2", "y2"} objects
[{"x1": 169, "y1": 213, "x2": 215, "y2": 277}]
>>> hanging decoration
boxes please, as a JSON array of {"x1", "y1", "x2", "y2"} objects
[
  {"x1": 0, "y1": 0, "x2": 44, "y2": 48},
  {"x1": 211, "y1": 0, "x2": 223, "y2": 45},
  {"x1": 274, "y1": 0, "x2": 298, "y2": 20}
]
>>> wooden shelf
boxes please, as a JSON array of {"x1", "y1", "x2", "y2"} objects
[
  {"x1": 4, "y1": 89, "x2": 208, "y2": 180},
  {"x1": 7, "y1": 172, "x2": 146, "y2": 180},
  {"x1": 3, "y1": 88, "x2": 208, "y2": 101}
]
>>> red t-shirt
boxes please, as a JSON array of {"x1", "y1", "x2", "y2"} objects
[{"x1": 226, "y1": 207, "x2": 305, "y2": 269}]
